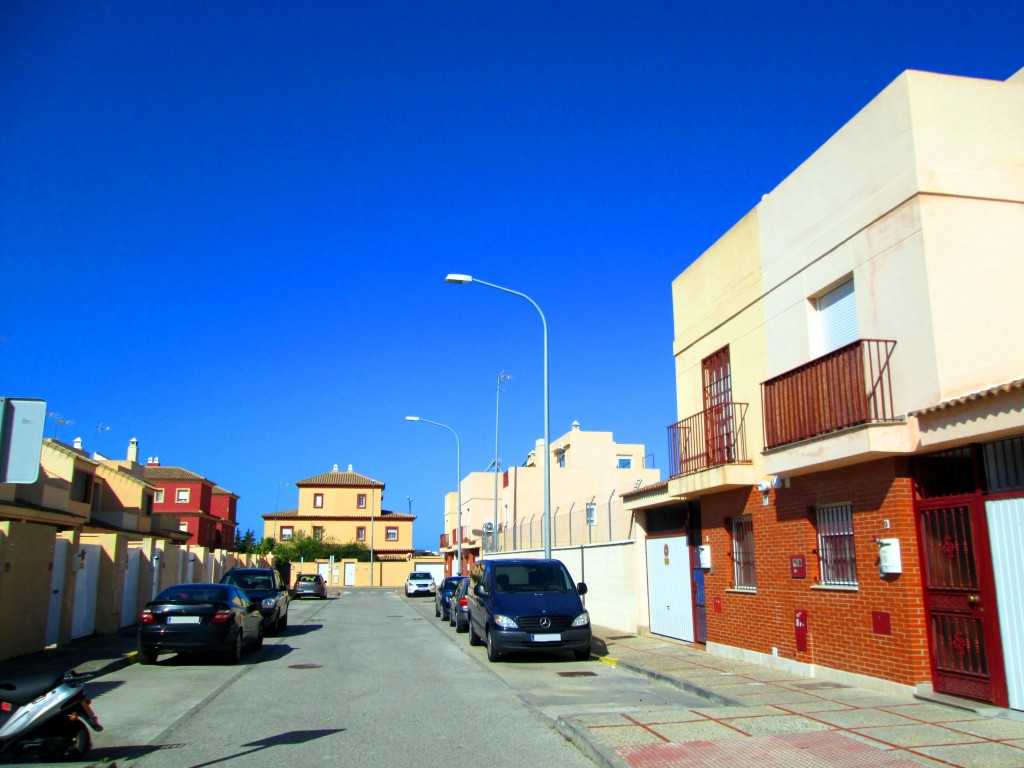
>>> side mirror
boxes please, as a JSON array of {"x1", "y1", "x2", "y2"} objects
[
  {"x1": 577, "y1": 582, "x2": 588, "y2": 595},
  {"x1": 474, "y1": 584, "x2": 487, "y2": 598}
]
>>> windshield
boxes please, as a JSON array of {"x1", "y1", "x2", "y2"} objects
[
  {"x1": 441, "y1": 577, "x2": 462, "y2": 590},
  {"x1": 222, "y1": 572, "x2": 274, "y2": 591},
  {"x1": 493, "y1": 563, "x2": 573, "y2": 593},
  {"x1": 409, "y1": 572, "x2": 432, "y2": 580},
  {"x1": 156, "y1": 584, "x2": 230, "y2": 602}
]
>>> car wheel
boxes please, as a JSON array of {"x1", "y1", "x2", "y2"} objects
[
  {"x1": 468, "y1": 616, "x2": 482, "y2": 646},
  {"x1": 224, "y1": 631, "x2": 242, "y2": 664},
  {"x1": 252, "y1": 623, "x2": 264, "y2": 651},
  {"x1": 278, "y1": 611, "x2": 288, "y2": 632},
  {"x1": 138, "y1": 646, "x2": 158, "y2": 665},
  {"x1": 449, "y1": 611, "x2": 456, "y2": 627},
  {"x1": 435, "y1": 602, "x2": 440, "y2": 617},
  {"x1": 574, "y1": 647, "x2": 591, "y2": 661},
  {"x1": 486, "y1": 631, "x2": 501, "y2": 662}
]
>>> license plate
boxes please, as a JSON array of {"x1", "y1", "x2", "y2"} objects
[
  {"x1": 168, "y1": 616, "x2": 201, "y2": 624},
  {"x1": 531, "y1": 633, "x2": 561, "y2": 642}
]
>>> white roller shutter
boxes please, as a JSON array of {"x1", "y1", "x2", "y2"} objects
[{"x1": 818, "y1": 279, "x2": 858, "y2": 354}]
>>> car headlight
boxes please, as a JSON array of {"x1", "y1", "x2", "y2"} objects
[
  {"x1": 571, "y1": 611, "x2": 590, "y2": 627},
  {"x1": 493, "y1": 614, "x2": 518, "y2": 629},
  {"x1": 261, "y1": 597, "x2": 276, "y2": 610}
]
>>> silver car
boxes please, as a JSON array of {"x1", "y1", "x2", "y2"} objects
[
  {"x1": 405, "y1": 571, "x2": 436, "y2": 597},
  {"x1": 292, "y1": 574, "x2": 327, "y2": 599}
]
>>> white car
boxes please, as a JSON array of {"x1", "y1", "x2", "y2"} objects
[{"x1": 405, "y1": 572, "x2": 436, "y2": 597}]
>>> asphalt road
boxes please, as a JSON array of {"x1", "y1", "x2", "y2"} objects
[{"x1": 83, "y1": 590, "x2": 596, "y2": 767}]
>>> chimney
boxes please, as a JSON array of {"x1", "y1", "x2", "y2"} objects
[
  {"x1": 348, "y1": 464, "x2": 353, "y2": 472},
  {"x1": 73, "y1": 437, "x2": 83, "y2": 451},
  {"x1": 571, "y1": 420, "x2": 581, "y2": 431},
  {"x1": 333, "y1": 463, "x2": 339, "y2": 472},
  {"x1": 128, "y1": 438, "x2": 139, "y2": 463},
  {"x1": 147, "y1": 456, "x2": 160, "y2": 467}
]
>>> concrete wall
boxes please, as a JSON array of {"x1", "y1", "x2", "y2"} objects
[{"x1": 487, "y1": 541, "x2": 637, "y2": 634}]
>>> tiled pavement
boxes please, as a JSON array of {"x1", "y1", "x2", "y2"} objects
[{"x1": 566, "y1": 629, "x2": 1024, "y2": 768}]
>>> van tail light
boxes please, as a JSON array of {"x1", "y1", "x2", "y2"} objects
[
  {"x1": 141, "y1": 609, "x2": 155, "y2": 625},
  {"x1": 210, "y1": 610, "x2": 233, "y2": 624}
]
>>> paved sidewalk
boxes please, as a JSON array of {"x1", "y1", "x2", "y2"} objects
[{"x1": 564, "y1": 629, "x2": 1024, "y2": 768}]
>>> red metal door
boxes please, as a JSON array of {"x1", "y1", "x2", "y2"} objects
[
  {"x1": 917, "y1": 496, "x2": 1007, "y2": 706},
  {"x1": 702, "y1": 346, "x2": 735, "y2": 465}
]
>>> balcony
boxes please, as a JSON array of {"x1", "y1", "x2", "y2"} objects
[
  {"x1": 668, "y1": 402, "x2": 750, "y2": 478},
  {"x1": 761, "y1": 339, "x2": 899, "y2": 451},
  {"x1": 439, "y1": 533, "x2": 450, "y2": 550}
]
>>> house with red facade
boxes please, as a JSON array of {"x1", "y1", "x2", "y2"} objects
[
  {"x1": 628, "y1": 66, "x2": 1024, "y2": 711},
  {"x1": 143, "y1": 459, "x2": 238, "y2": 548}
]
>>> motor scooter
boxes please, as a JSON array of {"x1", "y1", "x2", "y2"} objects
[{"x1": 0, "y1": 669, "x2": 103, "y2": 763}]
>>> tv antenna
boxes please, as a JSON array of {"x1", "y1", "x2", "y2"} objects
[{"x1": 46, "y1": 412, "x2": 74, "y2": 439}]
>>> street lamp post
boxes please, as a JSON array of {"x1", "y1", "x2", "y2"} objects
[
  {"x1": 405, "y1": 416, "x2": 463, "y2": 574},
  {"x1": 445, "y1": 274, "x2": 551, "y2": 560}
]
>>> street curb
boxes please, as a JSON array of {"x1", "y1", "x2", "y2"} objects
[
  {"x1": 74, "y1": 650, "x2": 138, "y2": 679},
  {"x1": 593, "y1": 654, "x2": 744, "y2": 708},
  {"x1": 556, "y1": 714, "x2": 632, "y2": 768}
]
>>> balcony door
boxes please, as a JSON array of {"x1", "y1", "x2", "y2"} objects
[{"x1": 702, "y1": 346, "x2": 735, "y2": 465}]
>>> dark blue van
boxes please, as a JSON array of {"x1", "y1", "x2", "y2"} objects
[{"x1": 466, "y1": 558, "x2": 591, "y2": 662}]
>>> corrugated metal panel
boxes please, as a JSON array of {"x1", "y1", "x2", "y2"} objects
[
  {"x1": 646, "y1": 535, "x2": 694, "y2": 642},
  {"x1": 987, "y1": 497, "x2": 1024, "y2": 711}
]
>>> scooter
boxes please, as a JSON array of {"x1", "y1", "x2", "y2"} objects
[{"x1": 0, "y1": 669, "x2": 103, "y2": 763}]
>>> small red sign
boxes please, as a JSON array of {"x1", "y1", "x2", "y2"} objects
[
  {"x1": 795, "y1": 609, "x2": 808, "y2": 652},
  {"x1": 790, "y1": 554, "x2": 806, "y2": 579},
  {"x1": 713, "y1": 597, "x2": 723, "y2": 614}
]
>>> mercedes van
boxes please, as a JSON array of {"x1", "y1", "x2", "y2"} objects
[{"x1": 466, "y1": 558, "x2": 591, "y2": 662}]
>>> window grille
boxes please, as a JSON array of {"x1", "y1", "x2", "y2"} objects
[
  {"x1": 731, "y1": 515, "x2": 756, "y2": 589},
  {"x1": 816, "y1": 504, "x2": 857, "y2": 586}
]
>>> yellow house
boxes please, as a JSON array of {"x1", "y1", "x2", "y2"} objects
[{"x1": 262, "y1": 464, "x2": 414, "y2": 557}]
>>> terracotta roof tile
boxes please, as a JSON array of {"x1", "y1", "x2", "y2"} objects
[
  {"x1": 910, "y1": 377, "x2": 1024, "y2": 416},
  {"x1": 143, "y1": 466, "x2": 212, "y2": 483},
  {"x1": 295, "y1": 468, "x2": 384, "y2": 488}
]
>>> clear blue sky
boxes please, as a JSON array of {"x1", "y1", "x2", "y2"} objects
[{"x1": 2, "y1": 3, "x2": 1020, "y2": 549}]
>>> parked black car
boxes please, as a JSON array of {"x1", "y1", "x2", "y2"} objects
[
  {"x1": 138, "y1": 583, "x2": 263, "y2": 664},
  {"x1": 293, "y1": 573, "x2": 327, "y2": 599},
  {"x1": 219, "y1": 567, "x2": 290, "y2": 634},
  {"x1": 466, "y1": 558, "x2": 591, "y2": 662},
  {"x1": 434, "y1": 576, "x2": 464, "y2": 620},
  {"x1": 448, "y1": 576, "x2": 470, "y2": 632}
]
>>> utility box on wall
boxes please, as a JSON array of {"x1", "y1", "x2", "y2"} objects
[
  {"x1": 878, "y1": 538, "x2": 902, "y2": 575},
  {"x1": 697, "y1": 545, "x2": 711, "y2": 569}
]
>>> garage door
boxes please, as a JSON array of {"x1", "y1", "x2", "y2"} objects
[{"x1": 646, "y1": 535, "x2": 694, "y2": 642}]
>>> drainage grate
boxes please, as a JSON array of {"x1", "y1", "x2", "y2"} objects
[
  {"x1": 558, "y1": 671, "x2": 598, "y2": 677},
  {"x1": 288, "y1": 664, "x2": 323, "y2": 670},
  {"x1": 792, "y1": 681, "x2": 851, "y2": 690}
]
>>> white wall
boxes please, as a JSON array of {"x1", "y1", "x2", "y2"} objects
[{"x1": 488, "y1": 541, "x2": 637, "y2": 634}]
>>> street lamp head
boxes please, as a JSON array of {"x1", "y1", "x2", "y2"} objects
[
  {"x1": 445, "y1": 273, "x2": 473, "y2": 284},
  {"x1": 404, "y1": 416, "x2": 420, "y2": 421}
]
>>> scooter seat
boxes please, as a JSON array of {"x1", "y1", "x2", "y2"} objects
[{"x1": 0, "y1": 670, "x2": 65, "y2": 706}]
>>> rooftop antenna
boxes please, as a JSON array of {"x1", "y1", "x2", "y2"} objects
[{"x1": 46, "y1": 412, "x2": 74, "y2": 440}]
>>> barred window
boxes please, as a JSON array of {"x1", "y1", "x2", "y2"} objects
[
  {"x1": 816, "y1": 504, "x2": 857, "y2": 586},
  {"x1": 731, "y1": 515, "x2": 756, "y2": 589}
]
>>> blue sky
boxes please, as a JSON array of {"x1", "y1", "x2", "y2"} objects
[{"x1": 2, "y1": 3, "x2": 1020, "y2": 549}]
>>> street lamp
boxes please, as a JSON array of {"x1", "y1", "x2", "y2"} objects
[
  {"x1": 445, "y1": 274, "x2": 551, "y2": 560},
  {"x1": 405, "y1": 416, "x2": 463, "y2": 574}
]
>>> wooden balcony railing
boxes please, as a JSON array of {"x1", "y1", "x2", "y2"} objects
[
  {"x1": 439, "y1": 533, "x2": 450, "y2": 549},
  {"x1": 668, "y1": 402, "x2": 749, "y2": 478},
  {"x1": 761, "y1": 339, "x2": 898, "y2": 450}
]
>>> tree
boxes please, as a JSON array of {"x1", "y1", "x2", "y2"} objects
[{"x1": 233, "y1": 529, "x2": 257, "y2": 553}]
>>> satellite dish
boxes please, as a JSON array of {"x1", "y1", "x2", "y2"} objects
[{"x1": 482, "y1": 521, "x2": 494, "y2": 533}]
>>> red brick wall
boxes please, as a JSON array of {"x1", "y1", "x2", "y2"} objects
[{"x1": 700, "y1": 458, "x2": 930, "y2": 687}]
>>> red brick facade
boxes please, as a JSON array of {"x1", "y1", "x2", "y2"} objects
[{"x1": 700, "y1": 457, "x2": 931, "y2": 687}]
